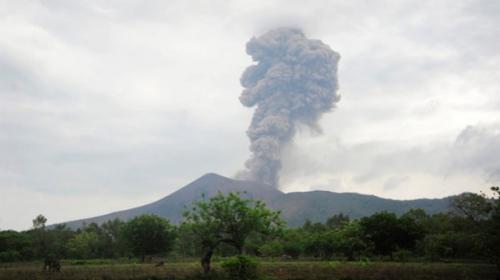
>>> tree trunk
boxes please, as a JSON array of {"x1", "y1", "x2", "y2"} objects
[{"x1": 201, "y1": 248, "x2": 214, "y2": 274}]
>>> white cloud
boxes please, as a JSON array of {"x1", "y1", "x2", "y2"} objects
[{"x1": 280, "y1": 122, "x2": 500, "y2": 199}]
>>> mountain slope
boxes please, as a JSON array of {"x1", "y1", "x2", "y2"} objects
[
  {"x1": 275, "y1": 191, "x2": 452, "y2": 227},
  {"x1": 61, "y1": 173, "x2": 453, "y2": 229}
]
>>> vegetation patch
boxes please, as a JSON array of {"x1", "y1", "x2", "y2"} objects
[{"x1": 0, "y1": 188, "x2": 499, "y2": 279}]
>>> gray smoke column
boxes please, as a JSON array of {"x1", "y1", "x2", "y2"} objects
[{"x1": 238, "y1": 27, "x2": 341, "y2": 187}]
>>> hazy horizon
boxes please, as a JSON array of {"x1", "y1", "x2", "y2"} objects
[{"x1": 1, "y1": 0, "x2": 499, "y2": 230}]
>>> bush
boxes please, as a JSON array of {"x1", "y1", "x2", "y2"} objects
[
  {"x1": 283, "y1": 241, "x2": 302, "y2": 259},
  {"x1": 0, "y1": 250, "x2": 21, "y2": 262},
  {"x1": 221, "y1": 254, "x2": 259, "y2": 280},
  {"x1": 259, "y1": 241, "x2": 283, "y2": 257},
  {"x1": 421, "y1": 232, "x2": 481, "y2": 261}
]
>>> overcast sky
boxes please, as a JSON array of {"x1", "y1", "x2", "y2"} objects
[{"x1": 1, "y1": 0, "x2": 499, "y2": 230}]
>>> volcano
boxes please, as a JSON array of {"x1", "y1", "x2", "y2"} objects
[{"x1": 61, "y1": 173, "x2": 453, "y2": 229}]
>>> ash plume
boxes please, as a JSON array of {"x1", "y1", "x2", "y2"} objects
[{"x1": 237, "y1": 27, "x2": 341, "y2": 187}]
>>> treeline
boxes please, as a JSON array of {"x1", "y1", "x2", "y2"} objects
[
  {"x1": 0, "y1": 215, "x2": 174, "y2": 262},
  {"x1": 0, "y1": 188, "x2": 499, "y2": 268}
]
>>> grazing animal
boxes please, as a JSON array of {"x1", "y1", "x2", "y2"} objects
[{"x1": 43, "y1": 257, "x2": 61, "y2": 272}]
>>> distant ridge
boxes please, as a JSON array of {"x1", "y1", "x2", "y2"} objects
[{"x1": 60, "y1": 173, "x2": 453, "y2": 229}]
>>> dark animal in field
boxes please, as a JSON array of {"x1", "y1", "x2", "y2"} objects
[
  {"x1": 43, "y1": 257, "x2": 61, "y2": 272},
  {"x1": 154, "y1": 261, "x2": 165, "y2": 267}
]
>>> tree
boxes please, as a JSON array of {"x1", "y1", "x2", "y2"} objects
[
  {"x1": 281, "y1": 228, "x2": 304, "y2": 259},
  {"x1": 32, "y1": 215, "x2": 47, "y2": 230},
  {"x1": 338, "y1": 221, "x2": 367, "y2": 261},
  {"x1": 326, "y1": 213, "x2": 350, "y2": 229},
  {"x1": 67, "y1": 231, "x2": 100, "y2": 259},
  {"x1": 451, "y1": 192, "x2": 491, "y2": 225},
  {"x1": 360, "y1": 212, "x2": 401, "y2": 256},
  {"x1": 49, "y1": 224, "x2": 75, "y2": 259},
  {"x1": 302, "y1": 219, "x2": 327, "y2": 233},
  {"x1": 31, "y1": 214, "x2": 50, "y2": 258},
  {"x1": 176, "y1": 223, "x2": 203, "y2": 258},
  {"x1": 258, "y1": 240, "x2": 283, "y2": 257},
  {"x1": 401, "y1": 209, "x2": 429, "y2": 228},
  {"x1": 304, "y1": 230, "x2": 341, "y2": 259},
  {"x1": 398, "y1": 214, "x2": 426, "y2": 250},
  {"x1": 0, "y1": 231, "x2": 34, "y2": 262},
  {"x1": 123, "y1": 215, "x2": 176, "y2": 261},
  {"x1": 451, "y1": 187, "x2": 500, "y2": 274},
  {"x1": 359, "y1": 211, "x2": 423, "y2": 257},
  {"x1": 487, "y1": 187, "x2": 500, "y2": 274},
  {"x1": 182, "y1": 192, "x2": 284, "y2": 274},
  {"x1": 101, "y1": 219, "x2": 128, "y2": 258}
]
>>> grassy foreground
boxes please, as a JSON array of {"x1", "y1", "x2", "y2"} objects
[{"x1": 0, "y1": 261, "x2": 496, "y2": 280}]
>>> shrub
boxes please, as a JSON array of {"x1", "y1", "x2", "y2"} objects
[
  {"x1": 259, "y1": 241, "x2": 283, "y2": 257},
  {"x1": 221, "y1": 254, "x2": 259, "y2": 280},
  {"x1": 282, "y1": 241, "x2": 302, "y2": 259},
  {"x1": 0, "y1": 250, "x2": 21, "y2": 262}
]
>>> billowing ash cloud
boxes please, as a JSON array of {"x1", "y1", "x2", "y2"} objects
[{"x1": 237, "y1": 27, "x2": 341, "y2": 187}]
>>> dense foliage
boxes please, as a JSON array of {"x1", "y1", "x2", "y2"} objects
[
  {"x1": 123, "y1": 215, "x2": 176, "y2": 261},
  {"x1": 220, "y1": 254, "x2": 259, "y2": 280},
  {"x1": 0, "y1": 188, "x2": 498, "y2": 274},
  {"x1": 182, "y1": 192, "x2": 283, "y2": 273}
]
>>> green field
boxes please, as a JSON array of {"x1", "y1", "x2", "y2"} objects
[{"x1": 0, "y1": 261, "x2": 496, "y2": 280}]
